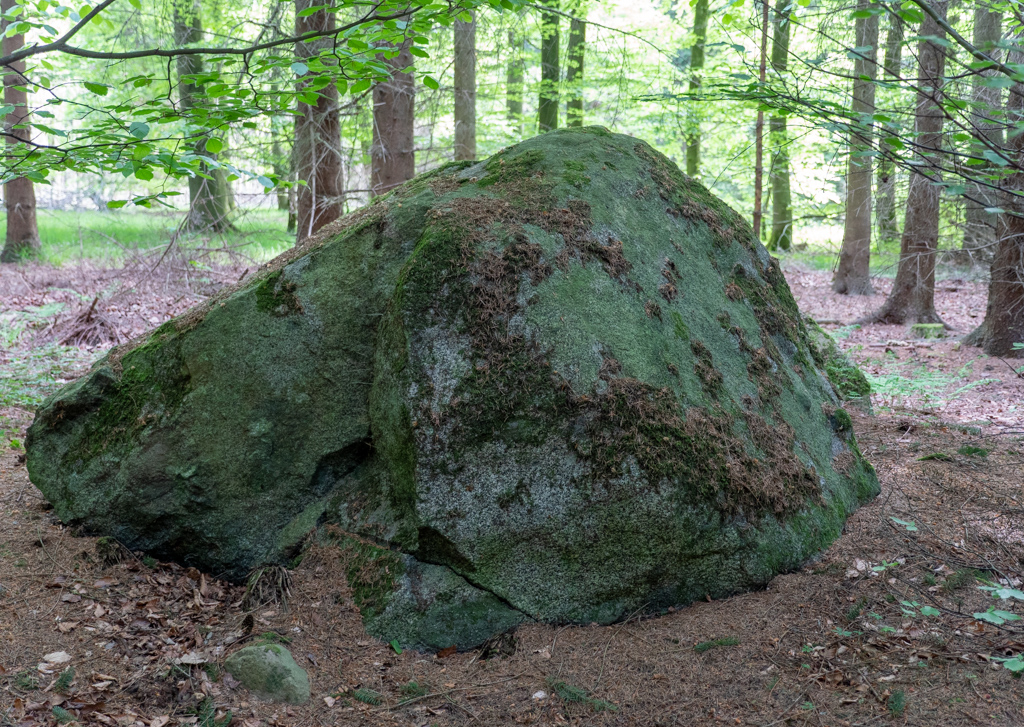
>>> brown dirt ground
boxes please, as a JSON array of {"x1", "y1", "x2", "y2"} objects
[{"x1": 2, "y1": 261, "x2": 1024, "y2": 727}]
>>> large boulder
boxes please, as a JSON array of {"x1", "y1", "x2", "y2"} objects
[{"x1": 27, "y1": 128, "x2": 878, "y2": 650}]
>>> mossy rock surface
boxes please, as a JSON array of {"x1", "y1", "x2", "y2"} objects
[
  {"x1": 223, "y1": 644, "x2": 309, "y2": 704},
  {"x1": 804, "y1": 318, "x2": 872, "y2": 412},
  {"x1": 27, "y1": 128, "x2": 878, "y2": 650}
]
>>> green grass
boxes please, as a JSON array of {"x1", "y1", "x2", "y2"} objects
[{"x1": 0, "y1": 209, "x2": 293, "y2": 265}]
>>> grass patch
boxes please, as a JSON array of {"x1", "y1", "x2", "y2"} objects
[
  {"x1": 694, "y1": 636, "x2": 740, "y2": 653},
  {"x1": 1, "y1": 209, "x2": 293, "y2": 266},
  {"x1": 957, "y1": 445, "x2": 990, "y2": 457}
]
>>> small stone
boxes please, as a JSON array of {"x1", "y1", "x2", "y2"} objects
[{"x1": 224, "y1": 644, "x2": 310, "y2": 705}]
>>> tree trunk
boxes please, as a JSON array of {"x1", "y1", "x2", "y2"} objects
[
  {"x1": 875, "y1": 12, "x2": 903, "y2": 244},
  {"x1": 962, "y1": 5, "x2": 1002, "y2": 260},
  {"x1": 752, "y1": 0, "x2": 770, "y2": 238},
  {"x1": 832, "y1": 0, "x2": 879, "y2": 294},
  {"x1": 685, "y1": 0, "x2": 709, "y2": 177},
  {"x1": 966, "y1": 47, "x2": 1024, "y2": 357},
  {"x1": 767, "y1": 0, "x2": 792, "y2": 251},
  {"x1": 454, "y1": 13, "x2": 477, "y2": 161},
  {"x1": 862, "y1": 1, "x2": 947, "y2": 324},
  {"x1": 294, "y1": 0, "x2": 342, "y2": 242},
  {"x1": 506, "y1": 29, "x2": 525, "y2": 132},
  {"x1": 371, "y1": 43, "x2": 416, "y2": 196},
  {"x1": 1, "y1": 0, "x2": 41, "y2": 262},
  {"x1": 538, "y1": 0, "x2": 560, "y2": 132},
  {"x1": 565, "y1": 9, "x2": 585, "y2": 127},
  {"x1": 174, "y1": 0, "x2": 231, "y2": 233}
]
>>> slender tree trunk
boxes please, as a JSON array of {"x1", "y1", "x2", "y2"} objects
[
  {"x1": 454, "y1": 13, "x2": 477, "y2": 161},
  {"x1": 1, "y1": 0, "x2": 40, "y2": 263},
  {"x1": 832, "y1": 0, "x2": 879, "y2": 294},
  {"x1": 767, "y1": 0, "x2": 792, "y2": 251},
  {"x1": 685, "y1": 0, "x2": 709, "y2": 177},
  {"x1": 962, "y1": 5, "x2": 1002, "y2": 259},
  {"x1": 966, "y1": 46, "x2": 1024, "y2": 357},
  {"x1": 371, "y1": 43, "x2": 416, "y2": 196},
  {"x1": 174, "y1": 0, "x2": 230, "y2": 233},
  {"x1": 538, "y1": 0, "x2": 560, "y2": 132},
  {"x1": 271, "y1": 116, "x2": 290, "y2": 212},
  {"x1": 752, "y1": 0, "x2": 770, "y2": 238},
  {"x1": 875, "y1": 13, "x2": 903, "y2": 244},
  {"x1": 565, "y1": 9, "x2": 586, "y2": 127},
  {"x1": 862, "y1": 1, "x2": 947, "y2": 324},
  {"x1": 294, "y1": 0, "x2": 342, "y2": 241},
  {"x1": 506, "y1": 29, "x2": 525, "y2": 132}
]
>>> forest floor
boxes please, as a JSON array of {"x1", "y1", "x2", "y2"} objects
[{"x1": 1, "y1": 258, "x2": 1023, "y2": 727}]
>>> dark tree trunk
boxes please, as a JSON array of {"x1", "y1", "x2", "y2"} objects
[
  {"x1": 768, "y1": 0, "x2": 792, "y2": 251},
  {"x1": 565, "y1": 9, "x2": 585, "y2": 127},
  {"x1": 174, "y1": 0, "x2": 231, "y2": 233},
  {"x1": 294, "y1": 0, "x2": 342, "y2": 241},
  {"x1": 966, "y1": 49, "x2": 1024, "y2": 357},
  {"x1": 506, "y1": 29, "x2": 525, "y2": 131},
  {"x1": 862, "y1": 1, "x2": 948, "y2": 324},
  {"x1": 875, "y1": 13, "x2": 903, "y2": 245},
  {"x1": 752, "y1": 0, "x2": 770, "y2": 238},
  {"x1": 454, "y1": 13, "x2": 477, "y2": 161},
  {"x1": 372, "y1": 43, "x2": 416, "y2": 196},
  {"x1": 685, "y1": 0, "x2": 709, "y2": 177},
  {"x1": 962, "y1": 5, "x2": 1002, "y2": 259},
  {"x1": 538, "y1": 0, "x2": 560, "y2": 132},
  {"x1": 1, "y1": 0, "x2": 41, "y2": 263},
  {"x1": 832, "y1": 0, "x2": 879, "y2": 294}
]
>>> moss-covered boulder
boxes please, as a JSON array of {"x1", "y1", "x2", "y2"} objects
[{"x1": 27, "y1": 128, "x2": 878, "y2": 650}]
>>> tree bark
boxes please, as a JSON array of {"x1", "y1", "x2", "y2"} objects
[
  {"x1": 685, "y1": 0, "x2": 709, "y2": 177},
  {"x1": 565, "y1": 10, "x2": 585, "y2": 127},
  {"x1": 875, "y1": 12, "x2": 903, "y2": 245},
  {"x1": 454, "y1": 13, "x2": 477, "y2": 161},
  {"x1": 294, "y1": 0, "x2": 342, "y2": 241},
  {"x1": 962, "y1": 5, "x2": 1002, "y2": 259},
  {"x1": 174, "y1": 0, "x2": 231, "y2": 233},
  {"x1": 767, "y1": 0, "x2": 792, "y2": 251},
  {"x1": 752, "y1": 0, "x2": 770, "y2": 238},
  {"x1": 862, "y1": 1, "x2": 947, "y2": 324},
  {"x1": 538, "y1": 0, "x2": 560, "y2": 132},
  {"x1": 1, "y1": 0, "x2": 41, "y2": 262},
  {"x1": 371, "y1": 43, "x2": 415, "y2": 196},
  {"x1": 506, "y1": 29, "x2": 525, "y2": 131},
  {"x1": 832, "y1": 0, "x2": 879, "y2": 294},
  {"x1": 966, "y1": 47, "x2": 1024, "y2": 357}
]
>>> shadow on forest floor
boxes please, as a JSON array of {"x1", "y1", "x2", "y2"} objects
[{"x1": 1, "y1": 260, "x2": 1023, "y2": 726}]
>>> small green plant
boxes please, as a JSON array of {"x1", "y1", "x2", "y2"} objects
[
  {"x1": 846, "y1": 598, "x2": 866, "y2": 622},
  {"x1": 923, "y1": 573, "x2": 936, "y2": 586},
  {"x1": 142, "y1": 555, "x2": 158, "y2": 569},
  {"x1": 957, "y1": 445, "x2": 990, "y2": 457},
  {"x1": 188, "y1": 696, "x2": 231, "y2": 727},
  {"x1": 943, "y1": 569, "x2": 979, "y2": 593},
  {"x1": 202, "y1": 663, "x2": 221, "y2": 682},
  {"x1": 887, "y1": 689, "x2": 907, "y2": 717},
  {"x1": 545, "y1": 677, "x2": 618, "y2": 712},
  {"x1": 994, "y1": 655, "x2": 1024, "y2": 674},
  {"x1": 352, "y1": 688, "x2": 383, "y2": 706},
  {"x1": 973, "y1": 607, "x2": 1021, "y2": 626},
  {"x1": 255, "y1": 631, "x2": 292, "y2": 645},
  {"x1": 52, "y1": 705, "x2": 76, "y2": 725},
  {"x1": 693, "y1": 636, "x2": 739, "y2": 653},
  {"x1": 54, "y1": 667, "x2": 75, "y2": 694},
  {"x1": 14, "y1": 670, "x2": 38, "y2": 691},
  {"x1": 400, "y1": 681, "x2": 429, "y2": 698},
  {"x1": 389, "y1": 639, "x2": 402, "y2": 654},
  {"x1": 890, "y1": 517, "x2": 918, "y2": 532},
  {"x1": 917, "y1": 452, "x2": 952, "y2": 462}
]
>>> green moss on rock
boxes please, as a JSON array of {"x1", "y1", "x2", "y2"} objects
[{"x1": 26, "y1": 129, "x2": 878, "y2": 651}]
